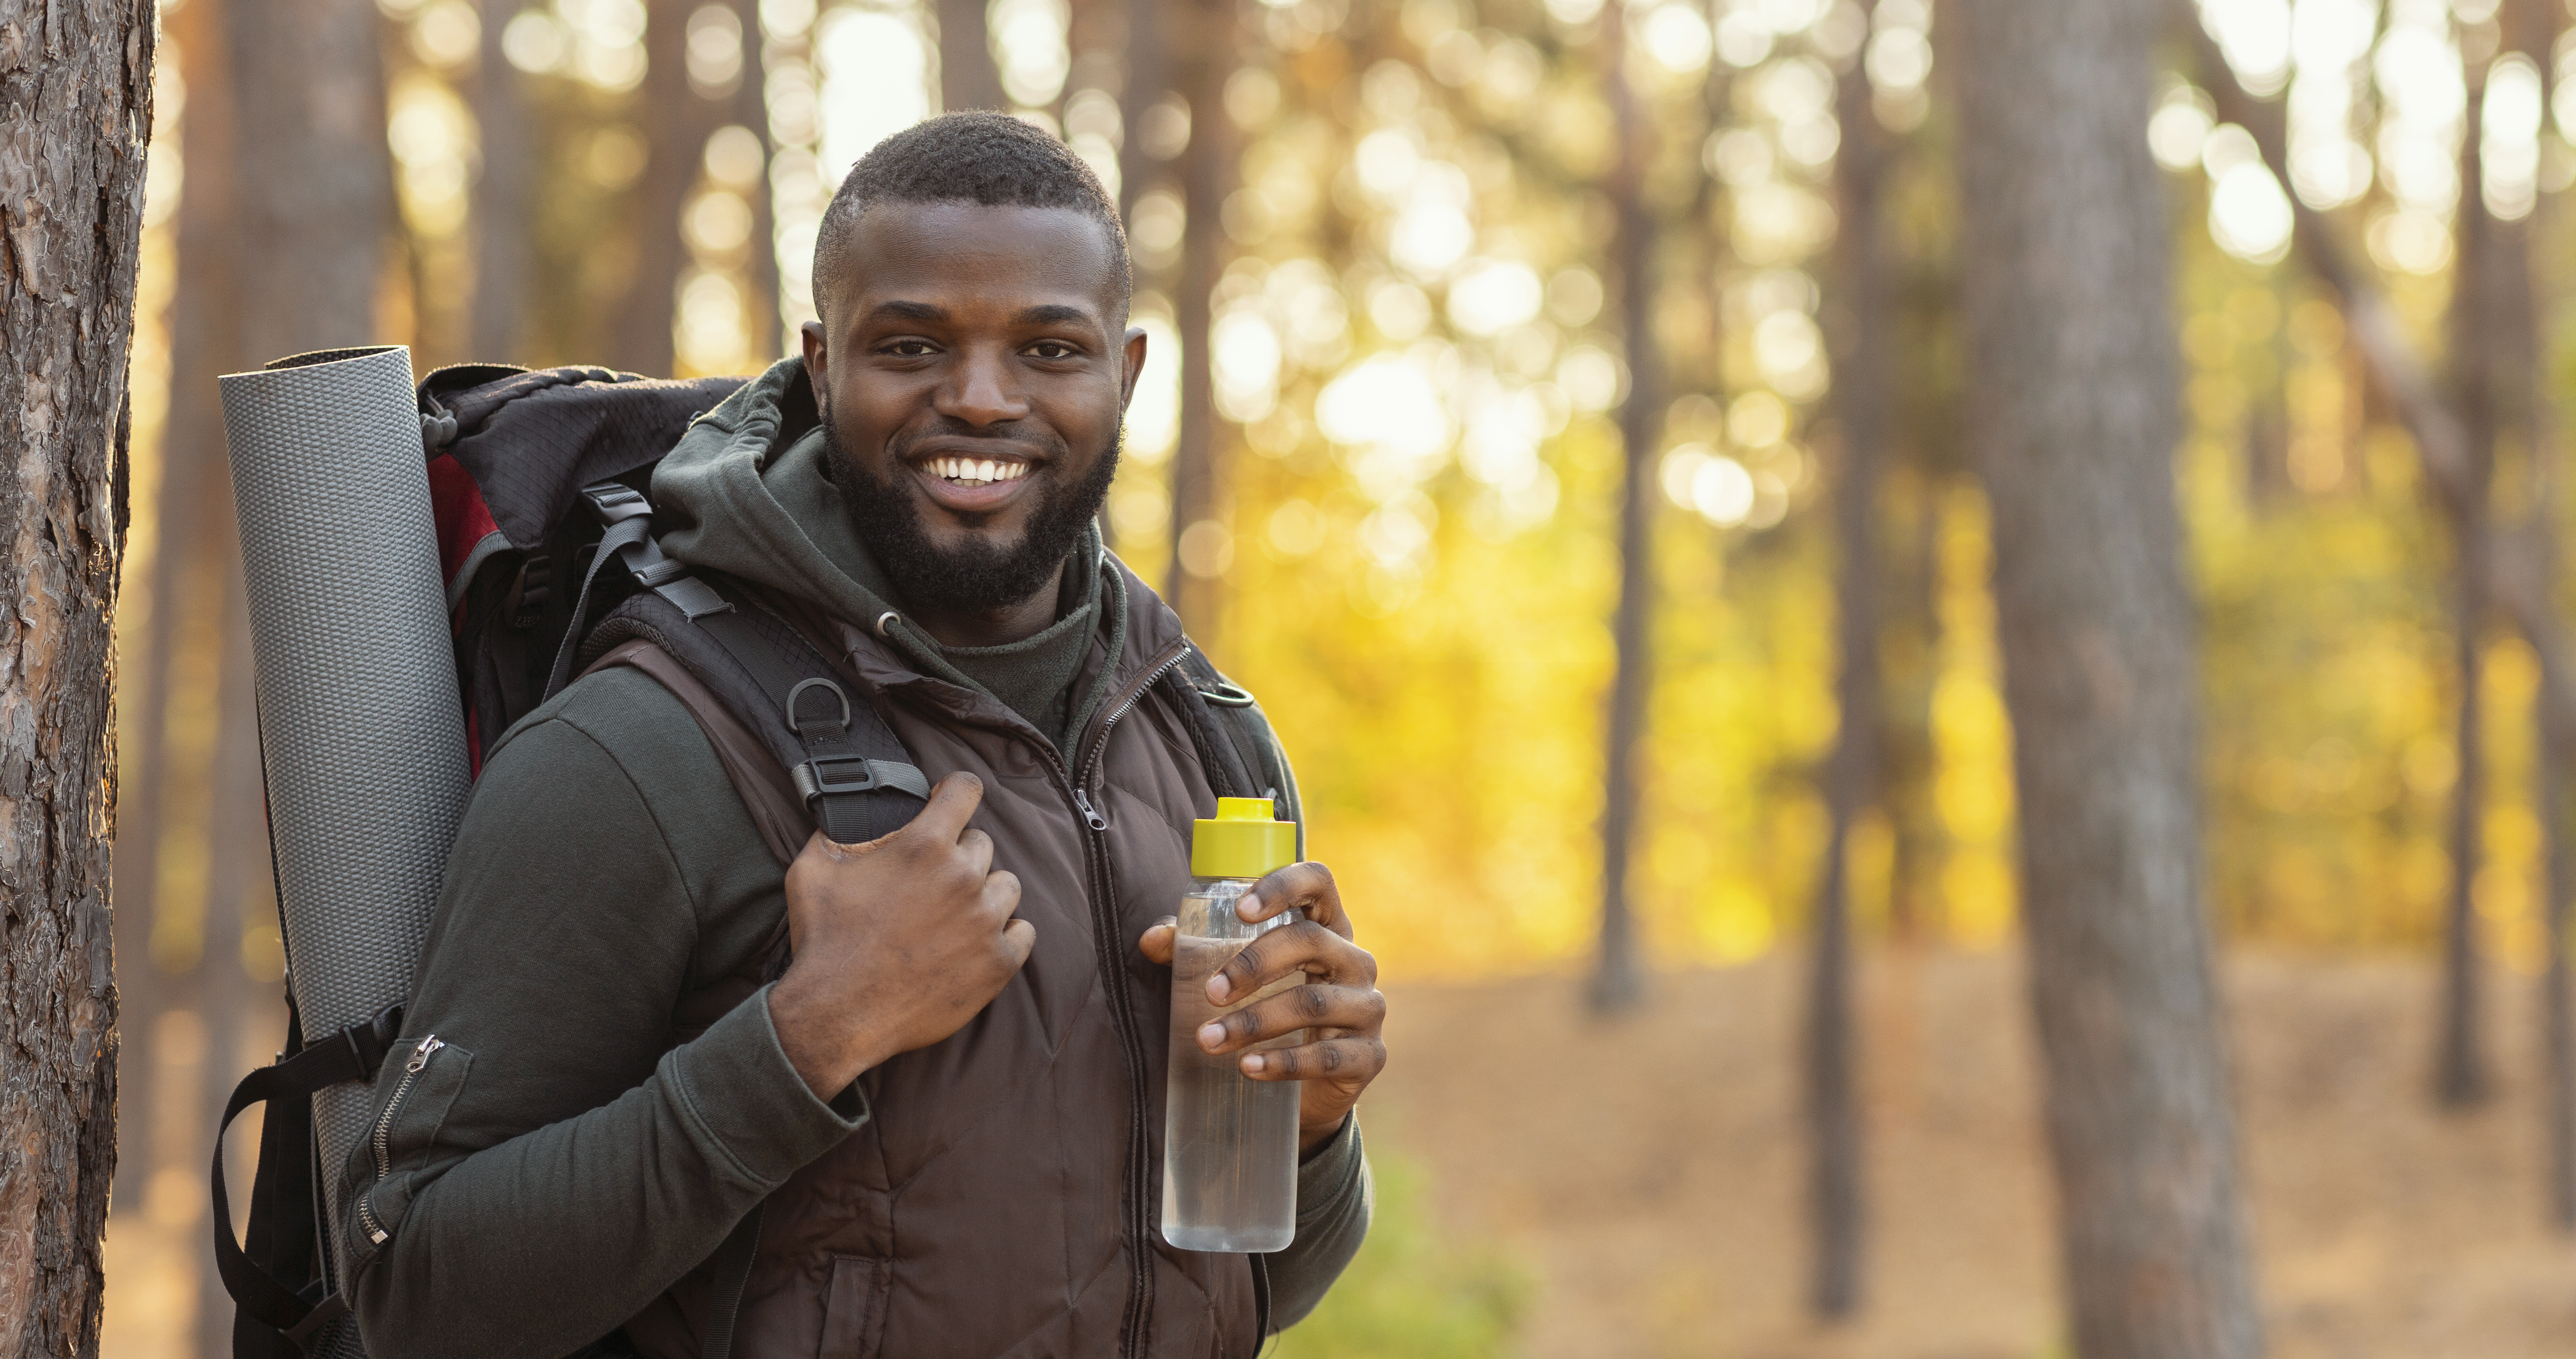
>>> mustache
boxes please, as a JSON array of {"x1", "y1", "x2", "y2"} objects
[{"x1": 885, "y1": 415, "x2": 1067, "y2": 464}]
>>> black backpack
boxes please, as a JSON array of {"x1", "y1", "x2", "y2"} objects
[{"x1": 213, "y1": 362, "x2": 1298, "y2": 1358}]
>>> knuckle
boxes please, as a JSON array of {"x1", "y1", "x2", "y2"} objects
[
  {"x1": 1361, "y1": 989, "x2": 1387, "y2": 1026},
  {"x1": 1319, "y1": 1043, "x2": 1345, "y2": 1073},
  {"x1": 1296, "y1": 985, "x2": 1332, "y2": 1020}
]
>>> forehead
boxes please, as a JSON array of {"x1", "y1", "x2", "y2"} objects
[{"x1": 829, "y1": 201, "x2": 1124, "y2": 325}]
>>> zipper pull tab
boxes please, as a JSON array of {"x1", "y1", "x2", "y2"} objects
[
  {"x1": 406, "y1": 1035, "x2": 446, "y2": 1074},
  {"x1": 1072, "y1": 787, "x2": 1108, "y2": 831}
]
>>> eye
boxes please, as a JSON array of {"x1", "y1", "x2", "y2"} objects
[
  {"x1": 1026, "y1": 340, "x2": 1080, "y2": 360},
  {"x1": 880, "y1": 339, "x2": 938, "y2": 357}
]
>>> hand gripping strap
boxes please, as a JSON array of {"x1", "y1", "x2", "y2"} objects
[{"x1": 215, "y1": 1002, "x2": 405, "y2": 1355}]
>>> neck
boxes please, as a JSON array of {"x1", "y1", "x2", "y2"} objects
[{"x1": 908, "y1": 558, "x2": 1069, "y2": 648}]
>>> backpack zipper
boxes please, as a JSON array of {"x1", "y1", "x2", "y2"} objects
[
  {"x1": 358, "y1": 1035, "x2": 447, "y2": 1245},
  {"x1": 1057, "y1": 642, "x2": 1192, "y2": 1359}
]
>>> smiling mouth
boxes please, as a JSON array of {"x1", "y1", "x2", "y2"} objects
[{"x1": 921, "y1": 455, "x2": 1032, "y2": 488}]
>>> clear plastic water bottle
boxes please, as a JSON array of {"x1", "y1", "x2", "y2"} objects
[{"x1": 1161, "y1": 797, "x2": 1302, "y2": 1253}]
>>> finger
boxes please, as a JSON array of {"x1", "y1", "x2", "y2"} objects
[
  {"x1": 1000, "y1": 917, "x2": 1037, "y2": 969},
  {"x1": 1240, "y1": 1036, "x2": 1387, "y2": 1083},
  {"x1": 900, "y1": 772, "x2": 986, "y2": 845},
  {"x1": 980, "y1": 869, "x2": 1023, "y2": 920},
  {"x1": 1211, "y1": 922, "x2": 1374, "y2": 1003},
  {"x1": 1239, "y1": 862, "x2": 1347, "y2": 938},
  {"x1": 1197, "y1": 983, "x2": 1383, "y2": 1053},
  {"x1": 1136, "y1": 917, "x2": 1177, "y2": 966},
  {"x1": 957, "y1": 826, "x2": 995, "y2": 877},
  {"x1": 796, "y1": 827, "x2": 889, "y2": 867}
]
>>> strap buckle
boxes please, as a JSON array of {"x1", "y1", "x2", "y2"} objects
[
  {"x1": 580, "y1": 481, "x2": 653, "y2": 526},
  {"x1": 793, "y1": 755, "x2": 891, "y2": 802}
]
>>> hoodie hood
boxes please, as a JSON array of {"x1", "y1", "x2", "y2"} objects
[{"x1": 649, "y1": 357, "x2": 1140, "y2": 751}]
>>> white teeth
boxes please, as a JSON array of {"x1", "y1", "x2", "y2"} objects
[{"x1": 926, "y1": 456, "x2": 1028, "y2": 486}]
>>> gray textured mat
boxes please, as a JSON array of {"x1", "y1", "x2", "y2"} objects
[{"x1": 220, "y1": 345, "x2": 470, "y2": 1306}]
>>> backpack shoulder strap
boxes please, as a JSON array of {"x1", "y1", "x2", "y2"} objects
[
  {"x1": 581, "y1": 638, "x2": 809, "y2": 866},
  {"x1": 580, "y1": 571, "x2": 931, "y2": 850}
]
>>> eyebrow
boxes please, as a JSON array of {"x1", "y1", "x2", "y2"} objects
[
  {"x1": 1019, "y1": 303, "x2": 1096, "y2": 327},
  {"x1": 867, "y1": 300, "x2": 949, "y2": 322}
]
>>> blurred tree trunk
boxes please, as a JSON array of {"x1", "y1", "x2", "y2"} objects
[
  {"x1": 1116, "y1": 0, "x2": 1161, "y2": 223},
  {"x1": 470, "y1": 0, "x2": 535, "y2": 362},
  {"x1": 1160, "y1": 0, "x2": 1231, "y2": 631},
  {"x1": 1805, "y1": 9, "x2": 1890, "y2": 1315},
  {"x1": 2435, "y1": 60, "x2": 2502, "y2": 1109},
  {"x1": 194, "y1": 564, "x2": 265, "y2": 1359},
  {"x1": 1589, "y1": 5, "x2": 1655, "y2": 1015},
  {"x1": 733, "y1": 0, "x2": 780, "y2": 360},
  {"x1": 939, "y1": 0, "x2": 1006, "y2": 111},
  {"x1": 0, "y1": 0, "x2": 153, "y2": 1345},
  {"x1": 608, "y1": 0, "x2": 717, "y2": 378},
  {"x1": 226, "y1": 0, "x2": 390, "y2": 361},
  {"x1": 1953, "y1": 0, "x2": 2263, "y2": 1355},
  {"x1": 114, "y1": 0, "x2": 243, "y2": 1205}
]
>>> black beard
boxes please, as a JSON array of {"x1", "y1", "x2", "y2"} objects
[{"x1": 823, "y1": 419, "x2": 1119, "y2": 615}]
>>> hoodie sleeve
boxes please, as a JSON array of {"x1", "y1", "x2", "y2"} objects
[{"x1": 341, "y1": 686, "x2": 863, "y2": 1359}]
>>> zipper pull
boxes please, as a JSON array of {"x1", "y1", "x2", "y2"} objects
[
  {"x1": 1072, "y1": 787, "x2": 1108, "y2": 831},
  {"x1": 405, "y1": 1035, "x2": 446, "y2": 1074}
]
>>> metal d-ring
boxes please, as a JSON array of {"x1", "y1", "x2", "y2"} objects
[{"x1": 786, "y1": 677, "x2": 854, "y2": 736}]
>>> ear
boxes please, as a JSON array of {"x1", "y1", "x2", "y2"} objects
[
  {"x1": 1118, "y1": 326, "x2": 1148, "y2": 416},
  {"x1": 801, "y1": 321, "x2": 830, "y2": 420}
]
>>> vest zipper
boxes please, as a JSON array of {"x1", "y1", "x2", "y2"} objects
[
  {"x1": 1057, "y1": 642, "x2": 1192, "y2": 1359},
  {"x1": 358, "y1": 1034, "x2": 446, "y2": 1245}
]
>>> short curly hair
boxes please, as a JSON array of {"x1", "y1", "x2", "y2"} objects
[{"x1": 811, "y1": 112, "x2": 1131, "y2": 326}]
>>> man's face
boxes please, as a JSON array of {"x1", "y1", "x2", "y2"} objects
[{"x1": 802, "y1": 201, "x2": 1145, "y2": 614}]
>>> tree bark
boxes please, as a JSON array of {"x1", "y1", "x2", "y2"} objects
[
  {"x1": 469, "y1": 0, "x2": 535, "y2": 363},
  {"x1": 1805, "y1": 6, "x2": 1890, "y2": 1314},
  {"x1": 1589, "y1": 6, "x2": 1655, "y2": 1015},
  {"x1": 0, "y1": 0, "x2": 154, "y2": 1348},
  {"x1": 939, "y1": 0, "x2": 1006, "y2": 111},
  {"x1": 225, "y1": 0, "x2": 389, "y2": 362},
  {"x1": 1953, "y1": 0, "x2": 2263, "y2": 1354},
  {"x1": 608, "y1": 0, "x2": 717, "y2": 378},
  {"x1": 1159, "y1": 0, "x2": 1230, "y2": 631}
]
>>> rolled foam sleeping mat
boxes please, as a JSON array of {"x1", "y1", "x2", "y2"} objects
[{"x1": 221, "y1": 345, "x2": 470, "y2": 1328}]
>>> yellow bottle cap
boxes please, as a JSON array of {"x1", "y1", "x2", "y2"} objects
[{"x1": 1191, "y1": 796, "x2": 1297, "y2": 878}]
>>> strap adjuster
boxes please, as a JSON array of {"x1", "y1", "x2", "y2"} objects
[
  {"x1": 794, "y1": 755, "x2": 893, "y2": 802},
  {"x1": 580, "y1": 482, "x2": 652, "y2": 525}
]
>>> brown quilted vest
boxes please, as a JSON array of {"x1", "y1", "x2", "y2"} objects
[{"x1": 594, "y1": 562, "x2": 1266, "y2": 1359}]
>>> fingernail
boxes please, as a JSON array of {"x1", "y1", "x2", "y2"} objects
[
  {"x1": 1236, "y1": 895, "x2": 1260, "y2": 920},
  {"x1": 1207, "y1": 975, "x2": 1231, "y2": 1002},
  {"x1": 1241, "y1": 1054, "x2": 1266, "y2": 1074},
  {"x1": 1199, "y1": 1022, "x2": 1226, "y2": 1050}
]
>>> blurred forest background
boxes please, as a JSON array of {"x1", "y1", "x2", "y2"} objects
[{"x1": 97, "y1": 0, "x2": 2576, "y2": 1351}]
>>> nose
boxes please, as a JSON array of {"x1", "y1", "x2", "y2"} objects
[{"x1": 933, "y1": 341, "x2": 1031, "y2": 430}]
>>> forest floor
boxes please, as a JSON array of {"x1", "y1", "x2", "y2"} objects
[{"x1": 1365, "y1": 949, "x2": 2576, "y2": 1359}]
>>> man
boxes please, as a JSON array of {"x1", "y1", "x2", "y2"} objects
[{"x1": 340, "y1": 113, "x2": 1385, "y2": 1358}]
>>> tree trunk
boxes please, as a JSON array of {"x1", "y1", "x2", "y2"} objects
[
  {"x1": 0, "y1": 0, "x2": 154, "y2": 1347},
  {"x1": 112, "y1": 0, "x2": 241, "y2": 1204},
  {"x1": 1116, "y1": 0, "x2": 1162, "y2": 223},
  {"x1": 1953, "y1": 0, "x2": 2263, "y2": 1354},
  {"x1": 1805, "y1": 8, "x2": 1890, "y2": 1314},
  {"x1": 733, "y1": 0, "x2": 780, "y2": 361},
  {"x1": 608, "y1": 0, "x2": 715, "y2": 378},
  {"x1": 193, "y1": 558, "x2": 265, "y2": 1359},
  {"x1": 939, "y1": 0, "x2": 1006, "y2": 111},
  {"x1": 469, "y1": 0, "x2": 535, "y2": 363},
  {"x1": 1159, "y1": 0, "x2": 1229, "y2": 631},
  {"x1": 2435, "y1": 64, "x2": 2502, "y2": 1108},
  {"x1": 1589, "y1": 6, "x2": 1655, "y2": 1015},
  {"x1": 225, "y1": 0, "x2": 389, "y2": 362}
]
